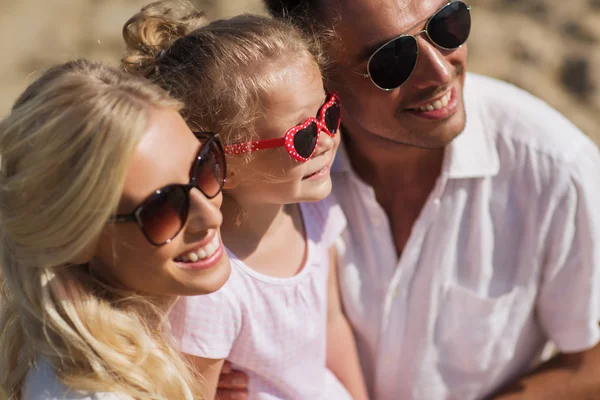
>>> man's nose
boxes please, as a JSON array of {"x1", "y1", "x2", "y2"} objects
[{"x1": 408, "y1": 36, "x2": 455, "y2": 89}]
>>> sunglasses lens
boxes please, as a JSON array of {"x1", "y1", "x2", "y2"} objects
[
  {"x1": 324, "y1": 101, "x2": 341, "y2": 133},
  {"x1": 294, "y1": 122, "x2": 318, "y2": 159},
  {"x1": 194, "y1": 139, "x2": 226, "y2": 198},
  {"x1": 368, "y1": 36, "x2": 418, "y2": 90},
  {"x1": 139, "y1": 186, "x2": 188, "y2": 245},
  {"x1": 428, "y1": 1, "x2": 471, "y2": 49}
]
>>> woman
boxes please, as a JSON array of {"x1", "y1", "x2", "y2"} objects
[{"x1": 0, "y1": 59, "x2": 230, "y2": 399}]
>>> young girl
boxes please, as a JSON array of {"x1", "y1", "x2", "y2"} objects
[
  {"x1": 0, "y1": 60, "x2": 230, "y2": 399},
  {"x1": 122, "y1": 1, "x2": 368, "y2": 399}
]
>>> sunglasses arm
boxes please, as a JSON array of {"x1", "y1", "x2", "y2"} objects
[
  {"x1": 108, "y1": 214, "x2": 137, "y2": 223},
  {"x1": 224, "y1": 137, "x2": 286, "y2": 155}
]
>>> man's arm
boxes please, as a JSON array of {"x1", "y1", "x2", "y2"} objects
[
  {"x1": 491, "y1": 144, "x2": 600, "y2": 399},
  {"x1": 326, "y1": 246, "x2": 369, "y2": 400},
  {"x1": 491, "y1": 339, "x2": 600, "y2": 399},
  {"x1": 213, "y1": 361, "x2": 248, "y2": 399}
]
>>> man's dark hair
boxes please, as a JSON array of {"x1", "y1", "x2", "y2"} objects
[{"x1": 264, "y1": 0, "x2": 320, "y2": 22}]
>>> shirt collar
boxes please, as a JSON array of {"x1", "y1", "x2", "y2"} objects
[
  {"x1": 332, "y1": 73, "x2": 500, "y2": 179},
  {"x1": 443, "y1": 73, "x2": 500, "y2": 179}
]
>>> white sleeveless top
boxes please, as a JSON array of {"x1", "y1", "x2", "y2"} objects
[
  {"x1": 169, "y1": 196, "x2": 352, "y2": 399},
  {"x1": 22, "y1": 357, "x2": 131, "y2": 400}
]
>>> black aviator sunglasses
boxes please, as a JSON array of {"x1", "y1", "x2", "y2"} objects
[
  {"x1": 362, "y1": 1, "x2": 471, "y2": 91},
  {"x1": 108, "y1": 132, "x2": 227, "y2": 246}
]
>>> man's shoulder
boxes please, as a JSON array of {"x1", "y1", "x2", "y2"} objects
[{"x1": 465, "y1": 73, "x2": 597, "y2": 166}]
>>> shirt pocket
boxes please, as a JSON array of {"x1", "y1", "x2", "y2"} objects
[{"x1": 434, "y1": 284, "x2": 522, "y2": 375}]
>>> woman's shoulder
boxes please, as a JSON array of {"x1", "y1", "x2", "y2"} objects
[{"x1": 22, "y1": 357, "x2": 129, "y2": 400}]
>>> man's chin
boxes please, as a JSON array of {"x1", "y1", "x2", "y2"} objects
[{"x1": 398, "y1": 109, "x2": 466, "y2": 149}]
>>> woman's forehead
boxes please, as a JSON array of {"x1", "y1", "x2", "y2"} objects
[{"x1": 121, "y1": 108, "x2": 198, "y2": 204}]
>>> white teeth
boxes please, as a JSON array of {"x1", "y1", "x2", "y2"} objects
[
  {"x1": 418, "y1": 91, "x2": 452, "y2": 112},
  {"x1": 175, "y1": 234, "x2": 221, "y2": 263},
  {"x1": 205, "y1": 243, "x2": 216, "y2": 255},
  {"x1": 199, "y1": 235, "x2": 218, "y2": 259},
  {"x1": 441, "y1": 94, "x2": 449, "y2": 107}
]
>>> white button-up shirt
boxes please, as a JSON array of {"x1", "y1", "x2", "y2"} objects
[{"x1": 332, "y1": 73, "x2": 600, "y2": 400}]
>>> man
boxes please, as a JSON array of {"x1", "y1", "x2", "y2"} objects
[{"x1": 218, "y1": 0, "x2": 600, "y2": 398}]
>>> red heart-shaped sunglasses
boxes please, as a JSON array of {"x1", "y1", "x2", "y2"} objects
[{"x1": 224, "y1": 93, "x2": 341, "y2": 162}]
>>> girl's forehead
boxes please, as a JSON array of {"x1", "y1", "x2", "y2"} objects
[
  {"x1": 263, "y1": 61, "x2": 324, "y2": 111},
  {"x1": 249, "y1": 62, "x2": 325, "y2": 142}
]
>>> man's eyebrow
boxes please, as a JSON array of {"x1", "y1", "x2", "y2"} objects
[
  {"x1": 354, "y1": 18, "x2": 419, "y2": 64},
  {"x1": 355, "y1": 1, "x2": 446, "y2": 64},
  {"x1": 356, "y1": 37, "x2": 398, "y2": 64}
]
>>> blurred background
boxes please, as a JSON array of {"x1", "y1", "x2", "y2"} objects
[{"x1": 0, "y1": 0, "x2": 598, "y2": 143}]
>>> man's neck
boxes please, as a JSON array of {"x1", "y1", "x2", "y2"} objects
[
  {"x1": 343, "y1": 130, "x2": 445, "y2": 192},
  {"x1": 343, "y1": 129, "x2": 445, "y2": 256}
]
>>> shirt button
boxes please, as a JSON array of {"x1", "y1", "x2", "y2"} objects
[{"x1": 433, "y1": 198, "x2": 441, "y2": 206}]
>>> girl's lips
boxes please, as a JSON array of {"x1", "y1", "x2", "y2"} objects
[{"x1": 302, "y1": 162, "x2": 332, "y2": 180}]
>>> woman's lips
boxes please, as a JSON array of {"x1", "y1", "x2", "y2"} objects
[{"x1": 174, "y1": 232, "x2": 224, "y2": 270}]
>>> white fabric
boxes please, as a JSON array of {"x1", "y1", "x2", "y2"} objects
[
  {"x1": 332, "y1": 73, "x2": 600, "y2": 400},
  {"x1": 22, "y1": 357, "x2": 130, "y2": 400},
  {"x1": 169, "y1": 196, "x2": 353, "y2": 400}
]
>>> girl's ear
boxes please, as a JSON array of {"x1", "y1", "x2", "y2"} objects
[{"x1": 224, "y1": 169, "x2": 239, "y2": 189}]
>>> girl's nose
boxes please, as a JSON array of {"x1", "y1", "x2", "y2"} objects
[{"x1": 313, "y1": 127, "x2": 336, "y2": 157}]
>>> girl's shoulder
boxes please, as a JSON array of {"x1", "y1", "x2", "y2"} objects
[
  {"x1": 300, "y1": 193, "x2": 347, "y2": 248},
  {"x1": 22, "y1": 357, "x2": 130, "y2": 400}
]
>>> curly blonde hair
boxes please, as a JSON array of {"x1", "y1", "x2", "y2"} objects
[
  {"x1": 0, "y1": 59, "x2": 201, "y2": 399},
  {"x1": 122, "y1": 0, "x2": 328, "y2": 148}
]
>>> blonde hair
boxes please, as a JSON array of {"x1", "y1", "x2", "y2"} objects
[
  {"x1": 122, "y1": 0, "x2": 328, "y2": 147},
  {"x1": 0, "y1": 59, "x2": 201, "y2": 399}
]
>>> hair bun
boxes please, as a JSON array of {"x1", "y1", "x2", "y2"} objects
[{"x1": 122, "y1": 0, "x2": 207, "y2": 76}]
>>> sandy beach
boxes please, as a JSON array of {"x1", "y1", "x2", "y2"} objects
[{"x1": 0, "y1": 0, "x2": 598, "y2": 143}]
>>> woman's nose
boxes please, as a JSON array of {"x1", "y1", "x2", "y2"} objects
[{"x1": 184, "y1": 188, "x2": 223, "y2": 235}]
